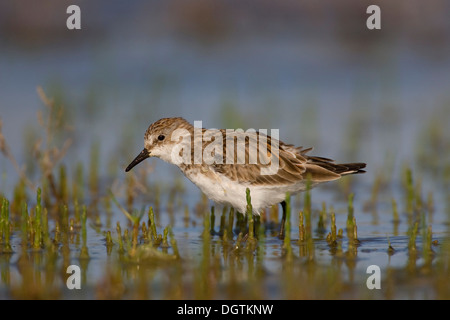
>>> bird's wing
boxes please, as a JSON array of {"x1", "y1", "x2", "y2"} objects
[
  {"x1": 205, "y1": 130, "x2": 340, "y2": 186},
  {"x1": 283, "y1": 143, "x2": 365, "y2": 177}
]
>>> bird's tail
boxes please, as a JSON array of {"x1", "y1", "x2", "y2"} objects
[
  {"x1": 334, "y1": 162, "x2": 366, "y2": 176},
  {"x1": 305, "y1": 155, "x2": 366, "y2": 176},
  {"x1": 296, "y1": 148, "x2": 366, "y2": 177}
]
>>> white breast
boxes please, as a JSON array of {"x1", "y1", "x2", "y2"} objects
[{"x1": 183, "y1": 167, "x2": 305, "y2": 215}]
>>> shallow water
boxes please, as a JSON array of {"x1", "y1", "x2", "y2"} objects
[{"x1": 1, "y1": 169, "x2": 448, "y2": 299}]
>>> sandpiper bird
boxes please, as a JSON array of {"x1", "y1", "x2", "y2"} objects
[{"x1": 125, "y1": 117, "x2": 366, "y2": 238}]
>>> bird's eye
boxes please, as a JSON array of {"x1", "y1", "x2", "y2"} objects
[{"x1": 158, "y1": 135, "x2": 165, "y2": 141}]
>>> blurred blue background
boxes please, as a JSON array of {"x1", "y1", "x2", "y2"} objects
[{"x1": 1, "y1": 0, "x2": 449, "y2": 188}]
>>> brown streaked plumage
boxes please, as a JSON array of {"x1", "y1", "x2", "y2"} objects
[{"x1": 126, "y1": 117, "x2": 366, "y2": 238}]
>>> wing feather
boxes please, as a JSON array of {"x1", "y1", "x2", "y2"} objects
[{"x1": 194, "y1": 128, "x2": 363, "y2": 186}]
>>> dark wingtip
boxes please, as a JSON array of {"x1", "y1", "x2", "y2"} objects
[{"x1": 337, "y1": 162, "x2": 366, "y2": 175}]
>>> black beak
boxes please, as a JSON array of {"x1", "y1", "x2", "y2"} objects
[{"x1": 125, "y1": 149, "x2": 150, "y2": 172}]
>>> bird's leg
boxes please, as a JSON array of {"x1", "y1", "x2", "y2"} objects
[{"x1": 278, "y1": 201, "x2": 287, "y2": 239}]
